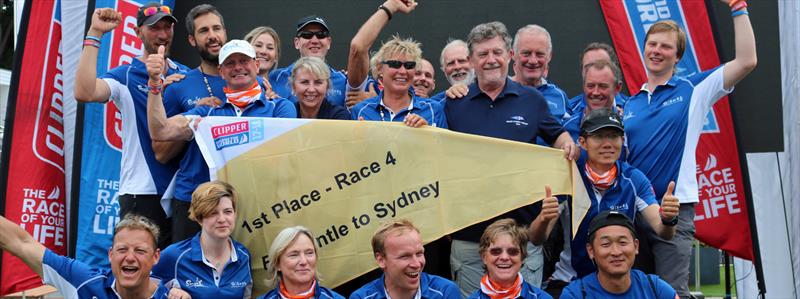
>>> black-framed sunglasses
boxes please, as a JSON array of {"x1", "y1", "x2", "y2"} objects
[
  {"x1": 488, "y1": 247, "x2": 521, "y2": 257},
  {"x1": 297, "y1": 31, "x2": 330, "y2": 39},
  {"x1": 382, "y1": 60, "x2": 417, "y2": 70}
]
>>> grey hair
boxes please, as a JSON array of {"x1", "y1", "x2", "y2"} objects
[
  {"x1": 185, "y1": 4, "x2": 225, "y2": 35},
  {"x1": 439, "y1": 39, "x2": 468, "y2": 71},
  {"x1": 291, "y1": 56, "x2": 332, "y2": 94},
  {"x1": 466, "y1": 21, "x2": 512, "y2": 55},
  {"x1": 582, "y1": 60, "x2": 622, "y2": 86},
  {"x1": 264, "y1": 226, "x2": 318, "y2": 289},
  {"x1": 513, "y1": 24, "x2": 552, "y2": 54}
]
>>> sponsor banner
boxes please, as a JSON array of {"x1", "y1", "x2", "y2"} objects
[
  {"x1": 74, "y1": 0, "x2": 174, "y2": 267},
  {"x1": 600, "y1": 0, "x2": 753, "y2": 260},
  {"x1": 194, "y1": 117, "x2": 590, "y2": 294},
  {"x1": 0, "y1": 0, "x2": 68, "y2": 294}
]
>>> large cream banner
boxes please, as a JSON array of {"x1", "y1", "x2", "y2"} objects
[{"x1": 193, "y1": 117, "x2": 589, "y2": 294}]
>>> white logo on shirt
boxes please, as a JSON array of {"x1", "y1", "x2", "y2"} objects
[
  {"x1": 661, "y1": 96, "x2": 684, "y2": 107},
  {"x1": 623, "y1": 111, "x2": 635, "y2": 120},
  {"x1": 506, "y1": 116, "x2": 529, "y2": 126},
  {"x1": 186, "y1": 278, "x2": 205, "y2": 288},
  {"x1": 137, "y1": 84, "x2": 149, "y2": 94},
  {"x1": 609, "y1": 203, "x2": 629, "y2": 211},
  {"x1": 230, "y1": 281, "x2": 248, "y2": 288}
]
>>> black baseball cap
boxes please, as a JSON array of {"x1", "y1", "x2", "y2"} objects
[
  {"x1": 580, "y1": 107, "x2": 624, "y2": 135},
  {"x1": 296, "y1": 15, "x2": 330, "y2": 33},
  {"x1": 137, "y1": 2, "x2": 178, "y2": 27},
  {"x1": 586, "y1": 210, "x2": 636, "y2": 241}
]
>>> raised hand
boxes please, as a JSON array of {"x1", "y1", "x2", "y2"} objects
[
  {"x1": 346, "y1": 84, "x2": 378, "y2": 108},
  {"x1": 540, "y1": 185, "x2": 559, "y2": 222},
  {"x1": 384, "y1": 0, "x2": 418, "y2": 14},
  {"x1": 146, "y1": 45, "x2": 166, "y2": 81},
  {"x1": 89, "y1": 8, "x2": 122, "y2": 36},
  {"x1": 660, "y1": 181, "x2": 680, "y2": 220},
  {"x1": 445, "y1": 83, "x2": 469, "y2": 99}
]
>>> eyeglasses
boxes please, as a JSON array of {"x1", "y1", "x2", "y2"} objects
[
  {"x1": 297, "y1": 31, "x2": 330, "y2": 39},
  {"x1": 382, "y1": 60, "x2": 417, "y2": 70},
  {"x1": 488, "y1": 247, "x2": 521, "y2": 257},
  {"x1": 142, "y1": 6, "x2": 171, "y2": 17}
]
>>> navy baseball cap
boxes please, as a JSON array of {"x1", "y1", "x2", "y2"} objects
[
  {"x1": 580, "y1": 107, "x2": 624, "y2": 135},
  {"x1": 587, "y1": 210, "x2": 636, "y2": 241},
  {"x1": 137, "y1": 2, "x2": 178, "y2": 27},
  {"x1": 296, "y1": 15, "x2": 330, "y2": 33}
]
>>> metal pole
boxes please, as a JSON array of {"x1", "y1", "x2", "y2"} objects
[{"x1": 724, "y1": 251, "x2": 732, "y2": 299}]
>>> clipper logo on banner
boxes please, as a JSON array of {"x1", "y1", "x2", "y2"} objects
[
  {"x1": 601, "y1": 0, "x2": 754, "y2": 260},
  {"x1": 211, "y1": 120, "x2": 265, "y2": 150},
  {"x1": 1, "y1": 0, "x2": 68, "y2": 294}
]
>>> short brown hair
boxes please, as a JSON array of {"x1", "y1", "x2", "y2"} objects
[
  {"x1": 189, "y1": 180, "x2": 237, "y2": 222},
  {"x1": 113, "y1": 214, "x2": 160, "y2": 248},
  {"x1": 645, "y1": 20, "x2": 686, "y2": 60},
  {"x1": 371, "y1": 219, "x2": 420, "y2": 255},
  {"x1": 479, "y1": 218, "x2": 529, "y2": 260}
]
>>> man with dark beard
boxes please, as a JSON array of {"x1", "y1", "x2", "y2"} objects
[{"x1": 159, "y1": 4, "x2": 229, "y2": 242}]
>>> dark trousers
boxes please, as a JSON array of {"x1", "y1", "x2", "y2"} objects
[
  {"x1": 171, "y1": 199, "x2": 201, "y2": 243},
  {"x1": 119, "y1": 194, "x2": 171, "y2": 249}
]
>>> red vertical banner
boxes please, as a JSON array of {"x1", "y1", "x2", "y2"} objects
[
  {"x1": 0, "y1": 0, "x2": 68, "y2": 294},
  {"x1": 600, "y1": 0, "x2": 753, "y2": 260}
]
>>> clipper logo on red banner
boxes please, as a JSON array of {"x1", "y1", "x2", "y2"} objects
[
  {"x1": 103, "y1": 0, "x2": 143, "y2": 152},
  {"x1": 32, "y1": 20, "x2": 66, "y2": 173}
]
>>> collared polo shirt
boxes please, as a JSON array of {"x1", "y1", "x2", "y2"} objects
[
  {"x1": 466, "y1": 279, "x2": 552, "y2": 299},
  {"x1": 295, "y1": 99, "x2": 351, "y2": 120},
  {"x1": 561, "y1": 270, "x2": 677, "y2": 299},
  {"x1": 351, "y1": 91, "x2": 447, "y2": 128},
  {"x1": 257, "y1": 281, "x2": 344, "y2": 299},
  {"x1": 536, "y1": 78, "x2": 570, "y2": 122},
  {"x1": 623, "y1": 66, "x2": 731, "y2": 202},
  {"x1": 349, "y1": 273, "x2": 460, "y2": 299},
  {"x1": 163, "y1": 68, "x2": 227, "y2": 112},
  {"x1": 42, "y1": 249, "x2": 168, "y2": 298},
  {"x1": 151, "y1": 233, "x2": 252, "y2": 298}
]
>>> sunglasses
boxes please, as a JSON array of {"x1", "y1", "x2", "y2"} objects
[
  {"x1": 382, "y1": 60, "x2": 417, "y2": 70},
  {"x1": 142, "y1": 6, "x2": 171, "y2": 17},
  {"x1": 488, "y1": 247, "x2": 521, "y2": 257},
  {"x1": 297, "y1": 31, "x2": 330, "y2": 39}
]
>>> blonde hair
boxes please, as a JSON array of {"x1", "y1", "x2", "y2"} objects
[
  {"x1": 264, "y1": 226, "x2": 318, "y2": 288},
  {"x1": 370, "y1": 35, "x2": 422, "y2": 79},
  {"x1": 244, "y1": 26, "x2": 281, "y2": 71},
  {"x1": 478, "y1": 218, "x2": 529, "y2": 260},
  {"x1": 113, "y1": 214, "x2": 160, "y2": 248},
  {"x1": 189, "y1": 180, "x2": 237, "y2": 222},
  {"x1": 371, "y1": 219, "x2": 420, "y2": 255},
  {"x1": 644, "y1": 20, "x2": 686, "y2": 60},
  {"x1": 290, "y1": 56, "x2": 332, "y2": 94}
]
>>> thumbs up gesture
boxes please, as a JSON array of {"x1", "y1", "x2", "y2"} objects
[
  {"x1": 540, "y1": 185, "x2": 560, "y2": 222},
  {"x1": 146, "y1": 45, "x2": 166, "y2": 82},
  {"x1": 660, "y1": 181, "x2": 680, "y2": 220}
]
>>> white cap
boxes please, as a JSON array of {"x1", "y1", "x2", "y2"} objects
[{"x1": 218, "y1": 39, "x2": 256, "y2": 65}]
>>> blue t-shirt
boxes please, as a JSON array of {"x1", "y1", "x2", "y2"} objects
[
  {"x1": 445, "y1": 78, "x2": 564, "y2": 242},
  {"x1": 537, "y1": 79, "x2": 570, "y2": 122},
  {"x1": 151, "y1": 233, "x2": 252, "y2": 298},
  {"x1": 561, "y1": 270, "x2": 677, "y2": 299},
  {"x1": 467, "y1": 279, "x2": 552, "y2": 299},
  {"x1": 349, "y1": 273, "x2": 460, "y2": 299},
  {"x1": 623, "y1": 66, "x2": 730, "y2": 203},
  {"x1": 351, "y1": 91, "x2": 447, "y2": 128},
  {"x1": 551, "y1": 154, "x2": 657, "y2": 280},
  {"x1": 257, "y1": 281, "x2": 344, "y2": 299},
  {"x1": 270, "y1": 63, "x2": 347, "y2": 107},
  {"x1": 163, "y1": 68, "x2": 227, "y2": 112},
  {"x1": 101, "y1": 58, "x2": 189, "y2": 196},
  {"x1": 41, "y1": 249, "x2": 169, "y2": 298},
  {"x1": 430, "y1": 90, "x2": 447, "y2": 103},
  {"x1": 173, "y1": 95, "x2": 297, "y2": 201}
]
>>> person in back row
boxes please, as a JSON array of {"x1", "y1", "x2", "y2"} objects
[{"x1": 350, "y1": 219, "x2": 460, "y2": 299}]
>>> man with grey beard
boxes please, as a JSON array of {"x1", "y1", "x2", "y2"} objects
[{"x1": 430, "y1": 39, "x2": 475, "y2": 101}]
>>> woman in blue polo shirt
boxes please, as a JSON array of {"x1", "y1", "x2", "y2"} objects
[
  {"x1": 152, "y1": 181, "x2": 252, "y2": 299},
  {"x1": 468, "y1": 219, "x2": 552, "y2": 299},
  {"x1": 258, "y1": 226, "x2": 344, "y2": 299},
  {"x1": 291, "y1": 56, "x2": 350, "y2": 120}
]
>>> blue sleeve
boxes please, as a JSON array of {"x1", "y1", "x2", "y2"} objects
[
  {"x1": 41, "y1": 249, "x2": 98, "y2": 291},
  {"x1": 632, "y1": 168, "x2": 658, "y2": 205},
  {"x1": 558, "y1": 283, "x2": 581, "y2": 299},
  {"x1": 350, "y1": 103, "x2": 364, "y2": 120},
  {"x1": 440, "y1": 280, "x2": 461, "y2": 299},
  {"x1": 432, "y1": 101, "x2": 448, "y2": 129},
  {"x1": 348, "y1": 289, "x2": 365, "y2": 299},
  {"x1": 331, "y1": 290, "x2": 346, "y2": 299},
  {"x1": 535, "y1": 288, "x2": 554, "y2": 299},
  {"x1": 183, "y1": 105, "x2": 211, "y2": 117},
  {"x1": 273, "y1": 98, "x2": 298, "y2": 118},
  {"x1": 651, "y1": 275, "x2": 678, "y2": 299},
  {"x1": 100, "y1": 65, "x2": 126, "y2": 81},
  {"x1": 151, "y1": 246, "x2": 178, "y2": 281}
]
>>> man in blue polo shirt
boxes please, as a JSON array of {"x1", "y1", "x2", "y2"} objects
[
  {"x1": 560, "y1": 211, "x2": 678, "y2": 299},
  {"x1": 510, "y1": 25, "x2": 570, "y2": 122},
  {"x1": 530, "y1": 108, "x2": 679, "y2": 297},
  {"x1": 0, "y1": 214, "x2": 168, "y2": 298},
  {"x1": 445, "y1": 21, "x2": 578, "y2": 296},
  {"x1": 74, "y1": 4, "x2": 189, "y2": 248},
  {"x1": 623, "y1": 4, "x2": 757, "y2": 296},
  {"x1": 561, "y1": 60, "x2": 623, "y2": 142},
  {"x1": 270, "y1": 15, "x2": 347, "y2": 106},
  {"x1": 145, "y1": 40, "x2": 296, "y2": 228},
  {"x1": 350, "y1": 219, "x2": 460, "y2": 299},
  {"x1": 567, "y1": 42, "x2": 628, "y2": 115}
]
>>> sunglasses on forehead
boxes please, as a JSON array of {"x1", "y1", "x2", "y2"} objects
[
  {"x1": 382, "y1": 60, "x2": 417, "y2": 70},
  {"x1": 297, "y1": 31, "x2": 330, "y2": 39},
  {"x1": 142, "y1": 5, "x2": 171, "y2": 17},
  {"x1": 488, "y1": 247, "x2": 521, "y2": 257}
]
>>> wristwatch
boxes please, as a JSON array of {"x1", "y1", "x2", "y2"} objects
[{"x1": 661, "y1": 215, "x2": 679, "y2": 226}]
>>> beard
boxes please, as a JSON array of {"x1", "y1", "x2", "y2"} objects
[
  {"x1": 448, "y1": 69, "x2": 476, "y2": 86},
  {"x1": 197, "y1": 44, "x2": 219, "y2": 66}
]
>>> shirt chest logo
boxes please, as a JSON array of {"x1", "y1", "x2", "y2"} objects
[
  {"x1": 623, "y1": 111, "x2": 635, "y2": 120},
  {"x1": 230, "y1": 281, "x2": 248, "y2": 288},
  {"x1": 661, "y1": 95, "x2": 684, "y2": 108},
  {"x1": 185, "y1": 277, "x2": 205, "y2": 288},
  {"x1": 505, "y1": 115, "x2": 529, "y2": 126},
  {"x1": 136, "y1": 84, "x2": 149, "y2": 94}
]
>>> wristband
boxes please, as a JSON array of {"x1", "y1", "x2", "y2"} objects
[
  {"x1": 148, "y1": 79, "x2": 164, "y2": 95},
  {"x1": 731, "y1": 1, "x2": 747, "y2": 12},
  {"x1": 732, "y1": 9, "x2": 749, "y2": 17},
  {"x1": 659, "y1": 207, "x2": 679, "y2": 226},
  {"x1": 728, "y1": 0, "x2": 743, "y2": 8},
  {"x1": 85, "y1": 35, "x2": 102, "y2": 43},
  {"x1": 83, "y1": 40, "x2": 101, "y2": 48},
  {"x1": 378, "y1": 4, "x2": 392, "y2": 20}
]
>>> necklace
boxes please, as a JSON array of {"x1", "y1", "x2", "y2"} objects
[{"x1": 198, "y1": 64, "x2": 214, "y2": 97}]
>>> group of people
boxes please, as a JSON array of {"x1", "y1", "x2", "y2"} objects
[{"x1": 1, "y1": 0, "x2": 757, "y2": 298}]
